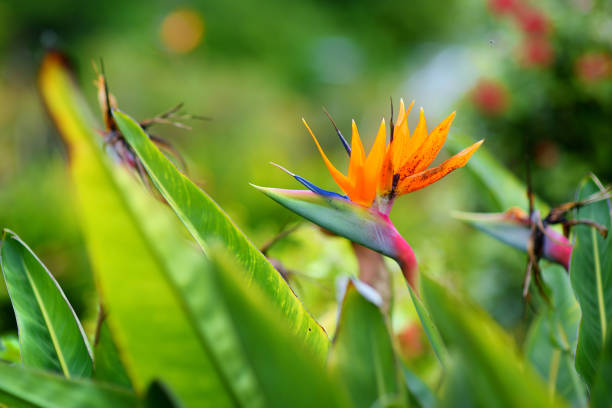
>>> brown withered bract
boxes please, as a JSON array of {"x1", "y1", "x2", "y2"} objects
[
  {"x1": 522, "y1": 150, "x2": 610, "y2": 303},
  {"x1": 93, "y1": 60, "x2": 206, "y2": 197}
]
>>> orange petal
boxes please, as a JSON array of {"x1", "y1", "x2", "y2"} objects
[
  {"x1": 395, "y1": 98, "x2": 406, "y2": 126},
  {"x1": 406, "y1": 111, "x2": 456, "y2": 175},
  {"x1": 348, "y1": 119, "x2": 366, "y2": 183},
  {"x1": 390, "y1": 100, "x2": 415, "y2": 171},
  {"x1": 401, "y1": 108, "x2": 428, "y2": 169},
  {"x1": 362, "y1": 119, "x2": 387, "y2": 204},
  {"x1": 395, "y1": 139, "x2": 484, "y2": 195},
  {"x1": 303, "y1": 118, "x2": 355, "y2": 196}
]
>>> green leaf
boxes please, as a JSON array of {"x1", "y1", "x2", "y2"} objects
[
  {"x1": 453, "y1": 211, "x2": 531, "y2": 253},
  {"x1": 207, "y1": 246, "x2": 351, "y2": 408},
  {"x1": 112, "y1": 110, "x2": 328, "y2": 358},
  {"x1": 569, "y1": 174, "x2": 612, "y2": 387},
  {"x1": 446, "y1": 133, "x2": 547, "y2": 213},
  {"x1": 421, "y1": 274, "x2": 565, "y2": 407},
  {"x1": 453, "y1": 211, "x2": 572, "y2": 269},
  {"x1": 408, "y1": 286, "x2": 447, "y2": 366},
  {"x1": 92, "y1": 319, "x2": 132, "y2": 389},
  {"x1": 403, "y1": 366, "x2": 437, "y2": 408},
  {"x1": 0, "y1": 229, "x2": 93, "y2": 379},
  {"x1": 591, "y1": 328, "x2": 612, "y2": 408},
  {"x1": 253, "y1": 187, "x2": 400, "y2": 261},
  {"x1": 0, "y1": 362, "x2": 137, "y2": 408},
  {"x1": 39, "y1": 53, "x2": 233, "y2": 406},
  {"x1": 327, "y1": 280, "x2": 407, "y2": 408},
  {"x1": 524, "y1": 265, "x2": 586, "y2": 407}
]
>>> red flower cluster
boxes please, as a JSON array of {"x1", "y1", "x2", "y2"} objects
[
  {"x1": 575, "y1": 52, "x2": 612, "y2": 83},
  {"x1": 488, "y1": 0, "x2": 554, "y2": 67},
  {"x1": 471, "y1": 79, "x2": 508, "y2": 116}
]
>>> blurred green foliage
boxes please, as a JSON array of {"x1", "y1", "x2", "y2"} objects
[{"x1": 0, "y1": 0, "x2": 611, "y2": 397}]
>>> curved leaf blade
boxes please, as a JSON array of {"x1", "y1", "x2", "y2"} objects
[
  {"x1": 0, "y1": 362, "x2": 137, "y2": 408},
  {"x1": 253, "y1": 187, "x2": 399, "y2": 260},
  {"x1": 524, "y1": 265, "x2": 586, "y2": 407},
  {"x1": 209, "y1": 246, "x2": 351, "y2": 408},
  {"x1": 421, "y1": 274, "x2": 565, "y2": 407},
  {"x1": 92, "y1": 319, "x2": 132, "y2": 389},
  {"x1": 569, "y1": 174, "x2": 612, "y2": 387},
  {"x1": 39, "y1": 53, "x2": 233, "y2": 406},
  {"x1": 0, "y1": 230, "x2": 92, "y2": 379},
  {"x1": 328, "y1": 280, "x2": 407, "y2": 408},
  {"x1": 112, "y1": 110, "x2": 328, "y2": 358},
  {"x1": 408, "y1": 286, "x2": 447, "y2": 366}
]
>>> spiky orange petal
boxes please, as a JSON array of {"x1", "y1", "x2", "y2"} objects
[
  {"x1": 390, "y1": 100, "x2": 415, "y2": 171},
  {"x1": 348, "y1": 120, "x2": 366, "y2": 181},
  {"x1": 303, "y1": 118, "x2": 355, "y2": 196},
  {"x1": 362, "y1": 119, "x2": 387, "y2": 204},
  {"x1": 405, "y1": 111, "x2": 456, "y2": 175},
  {"x1": 402, "y1": 108, "x2": 428, "y2": 168},
  {"x1": 395, "y1": 139, "x2": 484, "y2": 195}
]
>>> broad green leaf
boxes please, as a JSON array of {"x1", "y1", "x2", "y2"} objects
[
  {"x1": 208, "y1": 246, "x2": 351, "y2": 408},
  {"x1": 591, "y1": 329, "x2": 612, "y2": 408},
  {"x1": 0, "y1": 230, "x2": 92, "y2": 379},
  {"x1": 92, "y1": 319, "x2": 132, "y2": 389},
  {"x1": 112, "y1": 110, "x2": 328, "y2": 358},
  {"x1": 446, "y1": 133, "x2": 547, "y2": 213},
  {"x1": 253, "y1": 187, "x2": 400, "y2": 261},
  {"x1": 524, "y1": 265, "x2": 586, "y2": 407},
  {"x1": 0, "y1": 362, "x2": 137, "y2": 408},
  {"x1": 403, "y1": 367, "x2": 437, "y2": 408},
  {"x1": 328, "y1": 280, "x2": 406, "y2": 408},
  {"x1": 421, "y1": 274, "x2": 565, "y2": 407},
  {"x1": 39, "y1": 53, "x2": 233, "y2": 406},
  {"x1": 569, "y1": 174, "x2": 612, "y2": 387}
]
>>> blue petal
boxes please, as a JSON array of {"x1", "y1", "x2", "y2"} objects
[
  {"x1": 292, "y1": 174, "x2": 349, "y2": 200},
  {"x1": 270, "y1": 162, "x2": 349, "y2": 200}
]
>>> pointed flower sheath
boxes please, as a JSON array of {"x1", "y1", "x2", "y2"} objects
[{"x1": 256, "y1": 100, "x2": 483, "y2": 290}]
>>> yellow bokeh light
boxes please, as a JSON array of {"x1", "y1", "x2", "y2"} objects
[{"x1": 160, "y1": 9, "x2": 205, "y2": 54}]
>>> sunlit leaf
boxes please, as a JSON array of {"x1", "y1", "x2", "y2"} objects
[
  {"x1": 524, "y1": 265, "x2": 586, "y2": 407},
  {"x1": 0, "y1": 229, "x2": 92, "y2": 379},
  {"x1": 0, "y1": 334, "x2": 20, "y2": 364},
  {"x1": 327, "y1": 280, "x2": 407, "y2": 408},
  {"x1": 569, "y1": 174, "x2": 612, "y2": 387},
  {"x1": 421, "y1": 274, "x2": 565, "y2": 407},
  {"x1": 0, "y1": 362, "x2": 137, "y2": 408},
  {"x1": 208, "y1": 246, "x2": 351, "y2": 408},
  {"x1": 112, "y1": 110, "x2": 329, "y2": 358},
  {"x1": 38, "y1": 53, "x2": 233, "y2": 406}
]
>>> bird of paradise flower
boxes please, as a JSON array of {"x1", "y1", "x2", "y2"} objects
[{"x1": 255, "y1": 100, "x2": 483, "y2": 290}]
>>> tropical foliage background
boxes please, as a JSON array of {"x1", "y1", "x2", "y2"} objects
[{"x1": 0, "y1": 0, "x2": 611, "y2": 406}]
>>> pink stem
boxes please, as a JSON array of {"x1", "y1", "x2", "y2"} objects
[{"x1": 379, "y1": 215, "x2": 419, "y2": 292}]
